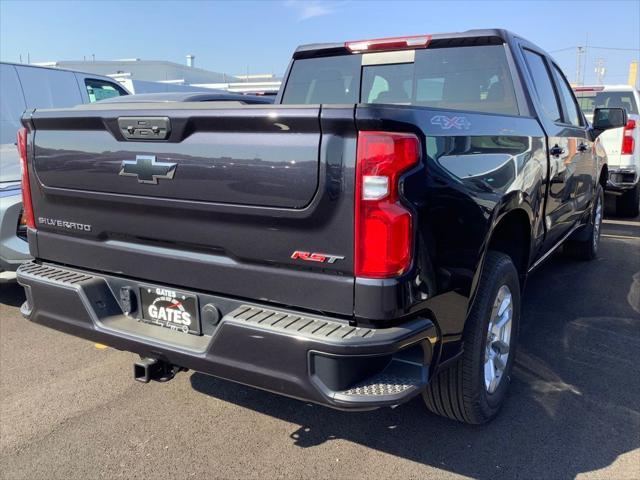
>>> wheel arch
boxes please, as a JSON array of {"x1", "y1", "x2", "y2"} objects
[
  {"x1": 486, "y1": 208, "x2": 532, "y2": 282},
  {"x1": 467, "y1": 200, "x2": 534, "y2": 316}
]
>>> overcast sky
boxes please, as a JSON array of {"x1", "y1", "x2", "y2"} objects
[{"x1": 1, "y1": 0, "x2": 639, "y2": 85}]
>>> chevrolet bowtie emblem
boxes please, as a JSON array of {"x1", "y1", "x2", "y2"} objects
[{"x1": 119, "y1": 155, "x2": 177, "y2": 184}]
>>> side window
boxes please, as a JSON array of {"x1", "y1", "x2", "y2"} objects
[
  {"x1": 522, "y1": 49, "x2": 561, "y2": 123},
  {"x1": 551, "y1": 65, "x2": 581, "y2": 126},
  {"x1": 84, "y1": 79, "x2": 127, "y2": 103}
]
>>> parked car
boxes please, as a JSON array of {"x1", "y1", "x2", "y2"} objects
[
  {"x1": 574, "y1": 85, "x2": 640, "y2": 216},
  {"x1": 16, "y1": 29, "x2": 626, "y2": 424},
  {"x1": 99, "y1": 91, "x2": 274, "y2": 104},
  {"x1": 0, "y1": 62, "x2": 129, "y2": 280}
]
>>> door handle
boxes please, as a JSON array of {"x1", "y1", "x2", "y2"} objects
[
  {"x1": 550, "y1": 145, "x2": 565, "y2": 157},
  {"x1": 578, "y1": 142, "x2": 590, "y2": 152}
]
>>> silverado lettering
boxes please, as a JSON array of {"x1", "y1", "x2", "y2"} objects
[{"x1": 38, "y1": 217, "x2": 91, "y2": 232}]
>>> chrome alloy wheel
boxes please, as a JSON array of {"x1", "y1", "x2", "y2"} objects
[
  {"x1": 593, "y1": 195, "x2": 602, "y2": 251},
  {"x1": 484, "y1": 285, "x2": 513, "y2": 394}
]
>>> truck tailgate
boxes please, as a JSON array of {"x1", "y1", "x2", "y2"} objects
[
  {"x1": 25, "y1": 104, "x2": 357, "y2": 316},
  {"x1": 33, "y1": 110, "x2": 320, "y2": 208}
]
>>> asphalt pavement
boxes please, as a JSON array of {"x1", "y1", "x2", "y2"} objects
[{"x1": 1, "y1": 213, "x2": 639, "y2": 480}]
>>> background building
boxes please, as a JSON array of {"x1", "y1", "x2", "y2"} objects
[
  {"x1": 34, "y1": 55, "x2": 281, "y2": 94},
  {"x1": 193, "y1": 73, "x2": 282, "y2": 94}
]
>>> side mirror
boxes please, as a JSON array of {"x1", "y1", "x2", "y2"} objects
[{"x1": 592, "y1": 107, "x2": 628, "y2": 136}]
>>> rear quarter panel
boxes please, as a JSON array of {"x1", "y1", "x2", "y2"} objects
[{"x1": 355, "y1": 105, "x2": 547, "y2": 346}]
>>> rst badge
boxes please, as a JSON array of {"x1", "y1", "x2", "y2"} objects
[{"x1": 291, "y1": 251, "x2": 345, "y2": 264}]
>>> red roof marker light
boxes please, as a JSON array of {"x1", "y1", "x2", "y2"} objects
[
  {"x1": 573, "y1": 86, "x2": 605, "y2": 92},
  {"x1": 345, "y1": 35, "x2": 432, "y2": 53}
]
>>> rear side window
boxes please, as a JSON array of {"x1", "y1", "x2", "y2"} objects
[
  {"x1": 522, "y1": 50, "x2": 561, "y2": 123},
  {"x1": 282, "y1": 45, "x2": 519, "y2": 115},
  {"x1": 551, "y1": 65, "x2": 582, "y2": 126},
  {"x1": 84, "y1": 79, "x2": 128, "y2": 102}
]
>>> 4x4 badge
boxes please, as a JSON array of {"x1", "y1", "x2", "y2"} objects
[
  {"x1": 430, "y1": 115, "x2": 471, "y2": 130},
  {"x1": 119, "y1": 155, "x2": 177, "y2": 184}
]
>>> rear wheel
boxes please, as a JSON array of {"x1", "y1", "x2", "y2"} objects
[
  {"x1": 616, "y1": 183, "x2": 640, "y2": 218},
  {"x1": 423, "y1": 251, "x2": 520, "y2": 424},
  {"x1": 564, "y1": 185, "x2": 604, "y2": 260}
]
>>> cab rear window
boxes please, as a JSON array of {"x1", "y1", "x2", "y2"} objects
[
  {"x1": 282, "y1": 54, "x2": 360, "y2": 104},
  {"x1": 575, "y1": 90, "x2": 638, "y2": 115},
  {"x1": 281, "y1": 45, "x2": 519, "y2": 115}
]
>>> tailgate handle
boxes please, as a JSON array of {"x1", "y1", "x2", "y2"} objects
[{"x1": 118, "y1": 117, "x2": 171, "y2": 140}]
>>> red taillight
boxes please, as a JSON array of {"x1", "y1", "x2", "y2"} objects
[
  {"x1": 355, "y1": 131, "x2": 419, "y2": 278},
  {"x1": 17, "y1": 127, "x2": 35, "y2": 229},
  {"x1": 622, "y1": 119, "x2": 636, "y2": 155},
  {"x1": 345, "y1": 35, "x2": 431, "y2": 53}
]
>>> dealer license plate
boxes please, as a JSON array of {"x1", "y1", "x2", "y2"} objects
[{"x1": 140, "y1": 286, "x2": 201, "y2": 335}]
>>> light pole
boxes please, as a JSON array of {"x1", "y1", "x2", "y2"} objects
[{"x1": 575, "y1": 46, "x2": 585, "y2": 85}]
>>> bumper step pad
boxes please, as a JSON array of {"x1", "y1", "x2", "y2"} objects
[
  {"x1": 333, "y1": 359, "x2": 425, "y2": 404},
  {"x1": 341, "y1": 372, "x2": 419, "y2": 396},
  {"x1": 18, "y1": 262, "x2": 94, "y2": 286},
  {"x1": 225, "y1": 305, "x2": 373, "y2": 342}
]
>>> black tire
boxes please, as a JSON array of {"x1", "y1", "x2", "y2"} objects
[
  {"x1": 423, "y1": 251, "x2": 520, "y2": 424},
  {"x1": 616, "y1": 183, "x2": 640, "y2": 218},
  {"x1": 564, "y1": 185, "x2": 604, "y2": 260}
]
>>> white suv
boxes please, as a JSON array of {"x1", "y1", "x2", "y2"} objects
[{"x1": 574, "y1": 84, "x2": 639, "y2": 217}]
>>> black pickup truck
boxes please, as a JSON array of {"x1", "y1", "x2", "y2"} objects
[{"x1": 16, "y1": 29, "x2": 627, "y2": 424}]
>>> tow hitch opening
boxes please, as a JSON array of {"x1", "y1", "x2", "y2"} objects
[{"x1": 134, "y1": 357, "x2": 186, "y2": 383}]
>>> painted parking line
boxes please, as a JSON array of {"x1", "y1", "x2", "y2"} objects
[
  {"x1": 603, "y1": 219, "x2": 640, "y2": 227},
  {"x1": 601, "y1": 233, "x2": 640, "y2": 241}
]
